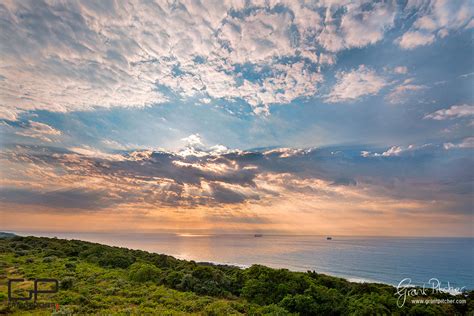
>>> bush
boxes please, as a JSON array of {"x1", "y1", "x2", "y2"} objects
[
  {"x1": 1, "y1": 235, "x2": 471, "y2": 316},
  {"x1": 203, "y1": 301, "x2": 241, "y2": 315},
  {"x1": 65, "y1": 262, "x2": 76, "y2": 270},
  {"x1": 43, "y1": 256, "x2": 57, "y2": 263},
  {"x1": 15, "y1": 243, "x2": 32, "y2": 250},
  {"x1": 44, "y1": 249, "x2": 65, "y2": 257},
  {"x1": 164, "y1": 270, "x2": 185, "y2": 288},
  {"x1": 98, "y1": 252, "x2": 134, "y2": 268},
  {"x1": 14, "y1": 250, "x2": 28, "y2": 256},
  {"x1": 60, "y1": 276, "x2": 75, "y2": 290},
  {"x1": 280, "y1": 284, "x2": 345, "y2": 316},
  {"x1": 129, "y1": 262, "x2": 162, "y2": 283},
  {"x1": 255, "y1": 304, "x2": 293, "y2": 315},
  {"x1": 241, "y1": 265, "x2": 309, "y2": 305}
]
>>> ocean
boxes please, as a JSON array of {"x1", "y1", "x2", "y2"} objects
[{"x1": 18, "y1": 232, "x2": 474, "y2": 290}]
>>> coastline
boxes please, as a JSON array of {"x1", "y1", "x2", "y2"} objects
[
  {"x1": 1, "y1": 231, "x2": 398, "y2": 287},
  {"x1": 7, "y1": 231, "x2": 473, "y2": 291},
  {"x1": 1, "y1": 235, "x2": 472, "y2": 315},
  {"x1": 195, "y1": 258, "x2": 388, "y2": 286},
  {"x1": 8, "y1": 231, "x2": 474, "y2": 290}
]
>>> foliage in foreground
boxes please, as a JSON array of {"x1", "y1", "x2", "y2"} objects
[{"x1": 0, "y1": 236, "x2": 472, "y2": 315}]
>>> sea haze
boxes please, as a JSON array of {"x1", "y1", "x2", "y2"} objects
[{"x1": 18, "y1": 232, "x2": 474, "y2": 290}]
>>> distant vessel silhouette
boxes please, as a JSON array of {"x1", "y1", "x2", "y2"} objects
[
  {"x1": 326, "y1": 236, "x2": 332, "y2": 240},
  {"x1": 254, "y1": 234, "x2": 263, "y2": 237}
]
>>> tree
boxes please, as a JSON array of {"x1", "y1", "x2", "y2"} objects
[{"x1": 129, "y1": 262, "x2": 162, "y2": 283}]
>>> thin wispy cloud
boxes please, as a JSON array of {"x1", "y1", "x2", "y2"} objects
[
  {"x1": 325, "y1": 65, "x2": 387, "y2": 103},
  {"x1": 386, "y1": 79, "x2": 428, "y2": 104},
  {"x1": 424, "y1": 104, "x2": 474, "y2": 120}
]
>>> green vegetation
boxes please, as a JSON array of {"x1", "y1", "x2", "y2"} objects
[{"x1": 0, "y1": 236, "x2": 472, "y2": 315}]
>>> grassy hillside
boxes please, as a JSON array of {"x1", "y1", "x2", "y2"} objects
[{"x1": 0, "y1": 235, "x2": 472, "y2": 315}]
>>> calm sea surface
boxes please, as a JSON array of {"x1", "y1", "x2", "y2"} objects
[{"x1": 20, "y1": 232, "x2": 474, "y2": 289}]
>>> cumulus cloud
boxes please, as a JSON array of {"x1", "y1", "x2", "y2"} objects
[
  {"x1": 396, "y1": 31, "x2": 435, "y2": 49},
  {"x1": 360, "y1": 143, "x2": 443, "y2": 158},
  {"x1": 318, "y1": 1, "x2": 396, "y2": 52},
  {"x1": 361, "y1": 146, "x2": 407, "y2": 157},
  {"x1": 397, "y1": 0, "x2": 473, "y2": 49},
  {"x1": 443, "y1": 137, "x2": 474, "y2": 150},
  {"x1": 0, "y1": 1, "x2": 410, "y2": 119},
  {"x1": 325, "y1": 65, "x2": 387, "y2": 103},
  {"x1": 339, "y1": 2, "x2": 396, "y2": 48},
  {"x1": 181, "y1": 134, "x2": 203, "y2": 147},
  {"x1": 424, "y1": 104, "x2": 474, "y2": 120},
  {"x1": 393, "y1": 66, "x2": 408, "y2": 74},
  {"x1": 381, "y1": 146, "x2": 404, "y2": 157}
]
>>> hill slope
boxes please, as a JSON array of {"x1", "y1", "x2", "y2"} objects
[{"x1": 0, "y1": 236, "x2": 472, "y2": 315}]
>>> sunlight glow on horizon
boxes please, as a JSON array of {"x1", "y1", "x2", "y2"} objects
[{"x1": 0, "y1": 0, "x2": 472, "y2": 237}]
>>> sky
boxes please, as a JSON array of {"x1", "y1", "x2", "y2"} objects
[{"x1": 0, "y1": 0, "x2": 473, "y2": 236}]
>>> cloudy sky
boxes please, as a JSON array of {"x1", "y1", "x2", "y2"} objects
[{"x1": 0, "y1": 0, "x2": 473, "y2": 236}]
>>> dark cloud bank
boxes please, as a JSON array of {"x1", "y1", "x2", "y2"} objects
[{"x1": 1, "y1": 143, "x2": 472, "y2": 215}]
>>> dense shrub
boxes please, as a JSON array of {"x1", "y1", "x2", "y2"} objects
[
  {"x1": 129, "y1": 262, "x2": 162, "y2": 283},
  {"x1": 1, "y1": 236, "x2": 472, "y2": 316},
  {"x1": 60, "y1": 276, "x2": 75, "y2": 290},
  {"x1": 280, "y1": 284, "x2": 345, "y2": 315},
  {"x1": 241, "y1": 265, "x2": 310, "y2": 305},
  {"x1": 43, "y1": 255, "x2": 57, "y2": 263},
  {"x1": 65, "y1": 262, "x2": 76, "y2": 270},
  {"x1": 14, "y1": 250, "x2": 28, "y2": 256},
  {"x1": 256, "y1": 304, "x2": 293, "y2": 315},
  {"x1": 98, "y1": 252, "x2": 134, "y2": 268},
  {"x1": 203, "y1": 301, "x2": 241, "y2": 315},
  {"x1": 44, "y1": 249, "x2": 65, "y2": 257}
]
